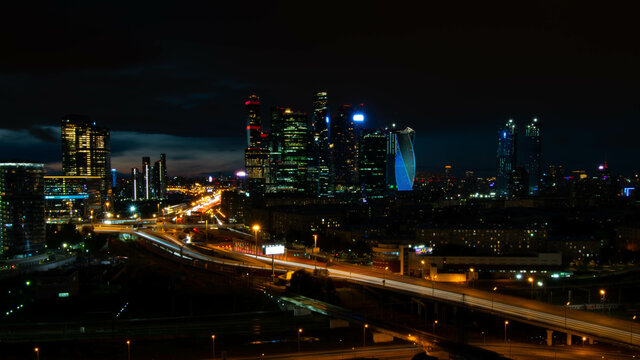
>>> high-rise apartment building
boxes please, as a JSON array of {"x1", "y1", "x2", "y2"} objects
[
  {"x1": 524, "y1": 118, "x2": 542, "y2": 195},
  {"x1": 44, "y1": 175, "x2": 102, "y2": 223},
  {"x1": 61, "y1": 115, "x2": 111, "y2": 197},
  {"x1": 496, "y1": 119, "x2": 517, "y2": 197},
  {"x1": 0, "y1": 163, "x2": 45, "y2": 257}
]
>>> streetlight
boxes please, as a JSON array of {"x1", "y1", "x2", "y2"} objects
[
  {"x1": 298, "y1": 328, "x2": 303, "y2": 352},
  {"x1": 492, "y1": 286, "x2": 498, "y2": 312},
  {"x1": 252, "y1": 225, "x2": 260, "y2": 258},
  {"x1": 565, "y1": 301, "x2": 571, "y2": 329},
  {"x1": 433, "y1": 320, "x2": 438, "y2": 334},
  {"x1": 383, "y1": 266, "x2": 389, "y2": 286},
  {"x1": 313, "y1": 234, "x2": 318, "y2": 270},
  {"x1": 528, "y1": 277, "x2": 534, "y2": 299},
  {"x1": 363, "y1": 324, "x2": 368, "y2": 347},
  {"x1": 582, "y1": 336, "x2": 586, "y2": 347},
  {"x1": 504, "y1": 321, "x2": 509, "y2": 343},
  {"x1": 632, "y1": 315, "x2": 637, "y2": 345},
  {"x1": 600, "y1": 289, "x2": 606, "y2": 313},
  {"x1": 126, "y1": 340, "x2": 131, "y2": 360},
  {"x1": 211, "y1": 334, "x2": 216, "y2": 359},
  {"x1": 421, "y1": 260, "x2": 425, "y2": 279},
  {"x1": 34, "y1": 347, "x2": 39, "y2": 360}
]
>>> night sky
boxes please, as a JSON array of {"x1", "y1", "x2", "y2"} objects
[{"x1": 1, "y1": 1, "x2": 638, "y2": 177}]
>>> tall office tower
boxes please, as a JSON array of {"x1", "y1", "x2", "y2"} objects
[
  {"x1": 496, "y1": 119, "x2": 517, "y2": 197},
  {"x1": 111, "y1": 168, "x2": 117, "y2": 189},
  {"x1": 246, "y1": 95, "x2": 263, "y2": 148},
  {"x1": 309, "y1": 91, "x2": 332, "y2": 196},
  {"x1": 0, "y1": 163, "x2": 45, "y2": 257},
  {"x1": 44, "y1": 175, "x2": 101, "y2": 223},
  {"x1": 130, "y1": 167, "x2": 140, "y2": 200},
  {"x1": 387, "y1": 127, "x2": 416, "y2": 191},
  {"x1": 524, "y1": 118, "x2": 542, "y2": 195},
  {"x1": 268, "y1": 108, "x2": 309, "y2": 192},
  {"x1": 142, "y1": 157, "x2": 151, "y2": 199},
  {"x1": 244, "y1": 95, "x2": 269, "y2": 195},
  {"x1": 61, "y1": 115, "x2": 111, "y2": 197},
  {"x1": 330, "y1": 105, "x2": 358, "y2": 190},
  {"x1": 359, "y1": 129, "x2": 387, "y2": 197},
  {"x1": 152, "y1": 153, "x2": 167, "y2": 199}
]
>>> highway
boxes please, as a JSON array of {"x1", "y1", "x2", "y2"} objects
[{"x1": 94, "y1": 224, "x2": 640, "y2": 349}]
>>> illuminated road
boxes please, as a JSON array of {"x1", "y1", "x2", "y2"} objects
[
  {"x1": 94, "y1": 225, "x2": 639, "y2": 349},
  {"x1": 230, "y1": 345, "x2": 423, "y2": 360}
]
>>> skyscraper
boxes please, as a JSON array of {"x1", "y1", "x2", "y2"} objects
[
  {"x1": 130, "y1": 167, "x2": 140, "y2": 201},
  {"x1": 330, "y1": 105, "x2": 358, "y2": 191},
  {"x1": 269, "y1": 107, "x2": 309, "y2": 193},
  {"x1": 152, "y1": 153, "x2": 168, "y2": 199},
  {"x1": 496, "y1": 119, "x2": 517, "y2": 197},
  {"x1": 387, "y1": 127, "x2": 416, "y2": 191},
  {"x1": 359, "y1": 129, "x2": 387, "y2": 197},
  {"x1": 524, "y1": 118, "x2": 541, "y2": 195},
  {"x1": 246, "y1": 95, "x2": 263, "y2": 148},
  {"x1": 142, "y1": 156, "x2": 151, "y2": 200},
  {"x1": 61, "y1": 115, "x2": 111, "y2": 197},
  {"x1": 244, "y1": 95, "x2": 269, "y2": 195},
  {"x1": 309, "y1": 91, "x2": 331, "y2": 196},
  {"x1": 0, "y1": 163, "x2": 45, "y2": 257}
]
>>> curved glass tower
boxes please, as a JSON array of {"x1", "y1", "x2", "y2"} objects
[{"x1": 393, "y1": 127, "x2": 416, "y2": 191}]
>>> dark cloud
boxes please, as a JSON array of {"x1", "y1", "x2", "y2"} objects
[
  {"x1": 28, "y1": 126, "x2": 58, "y2": 143},
  {"x1": 0, "y1": 1, "x2": 639, "y2": 174}
]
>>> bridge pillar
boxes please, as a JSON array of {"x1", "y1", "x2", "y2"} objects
[
  {"x1": 566, "y1": 332, "x2": 572, "y2": 346},
  {"x1": 546, "y1": 330, "x2": 553, "y2": 346}
]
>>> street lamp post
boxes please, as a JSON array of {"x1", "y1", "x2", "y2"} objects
[
  {"x1": 492, "y1": 286, "x2": 498, "y2": 312},
  {"x1": 34, "y1": 347, "x2": 39, "y2": 360},
  {"x1": 298, "y1": 328, "x2": 302, "y2": 352},
  {"x1": 504, "y1": 321, "x2": 509, "y2": 343},
  {"x1": 433, "y1": 320, "x2": 438, "y2": 334},
  {"x1": 528, "y1": 277, "x2": 534, "y2": 299},
  {"x1": 313, "y1": 234, "x2": 318, "y2": 270},
  {"x1": 421, "y1": 260, "x2": 425, "y2": 279},
  {"x1": 211, "y1": 334, "x2": 216, "y2": 359},
  {"x1": 126, "y1": 340, "x2": 131, "y2": 360},
  {"x1": 632, "y1": 315, "x2": 636, "y2": 345},
  {"x1": 363, "y1": 324, "x2": 368, "y2": 347},
  {"x1": 600, "y1": 289, "x2": 606, "y2": 313},
  {"x1": 564, "y1": 302, "x2": 570, "y2": 329},
  {"x1": 252, "y1": 225, "x2": 260, "y2": 258},
  {"x1": 383, "y1": 266, "x2": 389, "y2": 286}
]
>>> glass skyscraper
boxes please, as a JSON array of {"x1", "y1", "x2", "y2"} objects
[
  {"x1": 524, "y1": 118, "x2": 542, "y2": 195},
  {"x1": 0, "y1": 163, "x2": 45, "y2": 257},
  {"x1": 496, "y1": 119, "x2": 517, "y2": 197},
  {"x1": 387, "y1": 127, "x2": 416, "y2": 191},
  {"x1": 244, "y1": 95, "x2": 269, "y2": 195},
  {"x1": 359, "y1": 129, "x2": 387, "y2": 197},
  {"x1": 330, "y1": 105, "x2": 357, "y2": 191},
  {"x1": 61, "y1": 115, "x2": 111, "y2": 198},
  {"x1": 310, "y1": 91, "x2": 331, "y2": 196}
]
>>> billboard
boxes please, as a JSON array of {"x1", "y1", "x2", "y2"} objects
[
  {"x1": 414, "y1": 245, "x2": 433, "y2": 255},
  {"x1": 264, "y1": 244, "x2": 285, "y2": 255}
]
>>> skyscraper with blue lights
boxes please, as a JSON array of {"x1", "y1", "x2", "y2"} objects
[
  {"x1": 524, "y1": 118, "x2": 541, "y2": 195},
  {"x1": 496, "y1": 119, "x2": 517, "y2": 197},
  {"x1": 387, "y1": 127, "x2": 416, "y2": 191}
]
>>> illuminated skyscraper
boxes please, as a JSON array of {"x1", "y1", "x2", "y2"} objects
[
  {"x1": 61, "y1": 115, "x2": 111, "y2": 197},
  {"x1": 269, "y1": 107, "x2": 309, "y2": 192},
  {"x1": 142, "y1": 156, "x2": 151, "y2": 199},
  {"x1": 387, "y1": 127, "x2": 416, "y2": 191},
  {"x1": 330, "y1": 105, "x2": 358, "y2": 190},
  {"x1": 0, "y1": 163, "x2": 45, "y2": 257},
  {"x1": 152, "y1": 153, "x2": 167, "y2": 199},
  {"x1": 524, "y1": 118, "x2": 541, "y2": 195},
  {"x1": 496, "y1": 119, "x2": 517, "y2": 197},
  {"x1": 359, "y1": 129, "x2": 387, "y2": 197},
  {"x1": 244, "y1": 95, "x2": 269, "y2": 195},
  {"x1": 309, "y1": 91, "x2": 331, "y2": 196},
  {"x1": 246, "y1": 95, "x2": 263, "y2": 148},
  {"x1": 130, "y1": 167, "x2": 140, "y2": 201}
]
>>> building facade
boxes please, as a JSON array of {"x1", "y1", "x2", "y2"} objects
[
  {"x1": 524, "y1": 118, "x2": 542, "y2": 195},
  {"x1": 0, "y1": 163, "x2": 45, "y2": 257},
  {"x1": 496, "y1": 119, "x2": 517, "y2": 197}
]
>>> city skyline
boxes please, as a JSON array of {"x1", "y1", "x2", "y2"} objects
[{"x1": 0, "y1": 2, "x2": 638, "y2": 176}]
